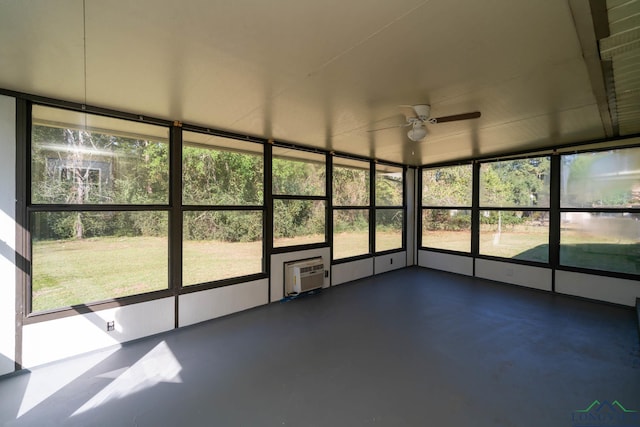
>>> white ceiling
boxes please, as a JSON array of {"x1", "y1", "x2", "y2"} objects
[{"x1": 0, "y1": 0, "x2": 617, "y2": 165}]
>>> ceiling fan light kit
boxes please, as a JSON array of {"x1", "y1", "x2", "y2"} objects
[
  {"x1": 369, "y1": 104, "x2": 481, "y2": 142},
  {"x1": 407, "y1": 124, "x2": 427, "y2": 141}
]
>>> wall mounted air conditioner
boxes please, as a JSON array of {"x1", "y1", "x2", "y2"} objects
[{"x1": 285, "y1": 257, "x2": 324, "y2": 295}]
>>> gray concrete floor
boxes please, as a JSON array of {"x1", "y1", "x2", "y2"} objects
[{"x1": 1, "y1": 267, "x2": 639, "y2": 426}]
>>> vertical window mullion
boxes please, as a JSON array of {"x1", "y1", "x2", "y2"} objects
[
  {"x1": 417, "y1": 167, "x2": 423, "y2": 249},
  {"x1": 169, "y1": 124, "x2": 183, "y2": 299},
  {"x1": 264, "y1": 142, "x2": 272, "y2": 275},
  {"x1": 549, "y1": 153, "x2": 561, "y2": 287},
  {"x1": 326, "y1": 153, "x2": 333, "y2": 258},
  {"x1": 15, "y1": 98, "x2": 29, "y2": 368},
  {"x1": 402, "y1": 166, "x2": 408, "y2": 250},
  {"x1": 471, "y1": 161, "x2": 480, "y2": 258},
  {"x1": 370, "y1": 161, "x2": 376, "y2": 254}
]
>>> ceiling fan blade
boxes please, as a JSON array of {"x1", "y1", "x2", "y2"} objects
[
  {"x1": 432, "y1": 111, "x2": 481, "y2": 123},
  {"x1": 367, "y1": 123, "x2": 410, "y2": 132}
]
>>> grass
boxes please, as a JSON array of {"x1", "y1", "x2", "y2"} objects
[
  {"x1": 273, "y1": 234, "x2": 325, "y2": 248},
  {"x1": 32, "y1": 231, "x2": 405, "y2": 311},
  {"x1": 423, "y1": 226, "x2": 639, "y2": 273},
  {"x1": 332, "y1": 230, "x2": 402, "y2": 258},
  {"x1": 183, "y1": 240, "x2": 262, "y2": 285},
  {"x1": 375, "y1": 230, "x2": 403, "y2": 252},
  {"x1": 423, "y1": 225, "x2": 549, "y2": 262},
  {"x1": 32, "y1": 236, "x2": 267, "y2": 312},
  {"x1": 479, "y1": 227, "x2": 549, "y2": 262},
  {"x1": 422, "y1": 231, "x2": 471, "y2": 253},
  {"x1": 333, "y1": 231, "x2": 369, "y2": 259},
  {"x1": 559, "y1": 229, "x2": 639, "y2": 274},
  {"x1": 33, "y1": 228, "x2": 637, "y2": 312},
  {"x1": 32, "y1": 237, "x2": 168, "y2": 312}
]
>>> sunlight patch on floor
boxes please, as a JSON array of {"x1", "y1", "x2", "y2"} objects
[
  {"x1": 17, "y1": 347, "x2": 119, "y2": 418},
  {"x1": 70, "y1": 341, "x2": 182, "y2": 417}
]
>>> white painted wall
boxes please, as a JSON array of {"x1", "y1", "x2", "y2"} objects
[
  {"x1": 374, "y1": 251, "x2": 406, "y2": 275},
  {"x1": 270, "y1": 248, "x2": 330, "y2": 302},
  {"x1": 556, "y1": 270, "x2": 640, "y2": 306},
  {"x1": 418, "y1": 250, "x2": 474, "y2": 276},
  {"x1": 0, "y1": 95, "x2": 16, "y2": 376},
  {"x1": 22, "y1": 297, "x2": 174, "y2": 368},
  {"x1": 179, "y1": 279, "x2": 268, "y2": 327},
  {"x1": 475, "y1": 259, "x2": 552, "y2": 291},
  {"x1": 406, "y1": 168, "x2": 416, "y2": 266},
  {"x1": 332, "y1": 258, "x2": 374, "y2": 286}
]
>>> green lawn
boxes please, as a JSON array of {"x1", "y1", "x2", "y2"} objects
[
  {"x1": 183, "y1": 239, "x2": 262, "y2": 285},
  {"x1": 33, "y1": 228, "x2": 637, "y2": 312},
  {"x1": 33, "y1": 231, "x2": 405, "y2": 312},
  {"x1": 423, "y1": 225, "x2": 549, "y2": 262},
  {"x1": 423, "y1": 226, "x2": 639, "y2": 273},
  {"x1": 560, "y1": 229, "x2": 639, "y2": 275},
  {"x1": 333, "y1": 230, "x2": 402, "y2": 259},
  {"x1": 375, "y1": 230, "x2": 403, "y2": 252},
  {"x1": 479, "y1": 228, "x2": 549, "y2": 262},
  {"x1": 422, "y1": 230, "x2": 471, "y2": 253},
  {"x1": 32, "y1": 237, "x2": 168, "y2": 312},
  {"x1": 33, "y1": 236, "x2": 266, "y2": 312},
  {"x1": 333, "y1": 231, "x2": 369, "y2": 259}
]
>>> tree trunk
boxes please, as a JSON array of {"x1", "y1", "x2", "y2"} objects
[{"x1": 75, "y1": 212, "x2": 84, "y2": 239}]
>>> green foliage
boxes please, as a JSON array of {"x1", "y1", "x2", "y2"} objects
[
  {"x1": 334, "y1": 209, "x2": 368, "y2": 233},
  {"x1": 32, "y1": 126, "x2": 170, "y2": 206},
  {"x1": 182, "y1": 146, "x2": 263, "y2": 205},
  {"x1": 333, "y1": 166, "x2": 369, "y2": 206},
  {"x1": 375, "y1": 171, "x2": 403, "y2": 206},
  {"x1": 422, "y1": 165, "x2": 472, "y2": 206},
  {"x1": 32, "y1": 211, "x2": 168, "y2": 242},
  {"x1": 480, "y1": 211, "x2": 524, "y2": 228},
  {"x1": 423, "y1": 210, "x2": 471, "y2": 231},
  {"x1": 269, "y1": 155, "x2": 328, "y2": 241},
  {"x1": 183, "y1": 211, "x2": 262, "y2": 242},
  {"x1": 272, "y1": 157, "x2": 325, "y2": 196},
  {"x1": 376, "y1": 209, "x2": 403, "y2": 232},
  {"x1": 132, "y1": 211, "x2": 168, "y2": 237},
  {"x1": 32, "y1": 124, "x2": 400, "y2": 246},
  {"x1": 32, "y1": 124, "x2": 170, "y2": 239},
  {"x1": 274, "y1": 200, "x2": 325, "y2": 239},
  {"x1": 480, "y1": 157, "x2": 550, "y2": 207}
]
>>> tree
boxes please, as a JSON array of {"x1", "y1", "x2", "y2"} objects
[
  {"x1": 333, "y1": 166, "x2": 369, "y2": 206},
  {"x1": 479, "y1": 158, "x2": 550, "y2": 239},
  {"x1": 422, "y1": 165, "x2": 472, "y2": 232},
  {"x1": 182, "y1": 146, "x2": 263, "y2": 205},
  {"x1": 375, "y1": 171, "x2": 403, "y2": 206},
  {"x1": 422, "y1": 165, "x2": 472, "y2": 206},
  {"x1": 32, "y1": 124, "x2": 170, "y2": 240}
]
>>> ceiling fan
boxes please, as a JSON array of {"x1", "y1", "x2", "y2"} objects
[{"x1": 369, "y1": 105, "x2": 481, "y2": 142}]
